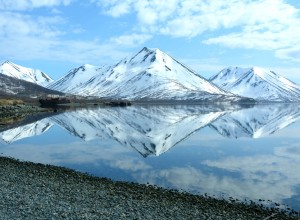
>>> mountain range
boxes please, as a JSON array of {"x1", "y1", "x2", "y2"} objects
[
  {"x1": 1, "y1": 104, "x2": 300, "y2": 156},
  {"x1": 1, "y1": 47, "x2": 300, "y2": 102},
  {"x1": 210, "y1": 67, "x2": 300, "y2": 102},
  {"x1": 0, "y1": 61, "x2": 53, "y2": 87},
  {"x1": 47, "y1": 47, "x2": 243, "y2": 102}
]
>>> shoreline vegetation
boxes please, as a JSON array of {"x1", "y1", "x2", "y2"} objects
[
  {"x1": 0, "y1": 156, "x2": 298, "y2": 219},
  {"x1": 0, "y1": 97, "x2": 131, "y2": 127},
  {"x1": 0, "y1": 98, "x2": 50, "y2": 127}
]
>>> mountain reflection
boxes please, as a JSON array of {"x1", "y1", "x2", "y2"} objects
[
  {"x1": 210, "y1": 104, "x2": 300, "y2": 138},
  {"x1": 1, "y1": 103, "x2": 300, "y2": 156}
]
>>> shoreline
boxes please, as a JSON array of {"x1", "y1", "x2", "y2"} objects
[
  {"x1": 0, "y1": 104, "x2": 54, "y2": 128},
  {"x1": 0, "y1": 156, "x2": 298, "y2": 219}
]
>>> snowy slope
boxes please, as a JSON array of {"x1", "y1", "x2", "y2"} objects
[
  {"x1": 0, "y1": 61, "x2": 53, "y2": 86},
  {"x1": 210, "y1": 104, "x2": 300, "y2": 138},
  {"x1": 210, "y1": 67, "x2": 300, "y2": 102},
  {"x1": 50, "y1": 105, "x2": 226, "y2": 157},
  {"x1": 47, "y1": 64, "x2": 104, "y2": 93},
  {"x1": 48, "y1": 47, "x2": 245, "y2": 102}
]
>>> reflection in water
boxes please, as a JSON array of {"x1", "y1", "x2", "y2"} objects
[
  {"x1": 0, "y1": 120, "x2": 53, "y2": 143},
  {"x1": 210, "y1": 104, "x2": 300, "y2": 138},
  {"x1": 1, "y1": 104, "x2": 300, "y2": 154},
  {"x1": 0, "y1": 104, "x2": 300, "y2": 211},
  {"x1": 50, "y1": 105, "x2": 227, "y2": 157}
]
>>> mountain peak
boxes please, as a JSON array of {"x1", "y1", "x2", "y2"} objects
[
  {"x1": 140, "y1": 46, "x2": 161, "y2": 53},
  {"x1": 217, "y1": 66, "x2": 271, "y2": 80},
  {"x1": 47, "y1": 63, "x2": 100, "y2": 93},
  {"x1": 0, "y1": 61, "x2": 53, "y2": 86},
  {"x1": 1, "y1": 60, "x2": 21, "y2": 70},
  {"x1": 140, "y1": 46, "x2": 151, "y2": 53},
  {"x1": 251, "y1": 67, "x2": 269, "y2": 77},
  {"x1": 2, "y1": 60, "x2": 13, "y2": 65},
  {"x1": 77, "y1": 64, "x2": 97, "y2": 72},
  {"x1": 129, "y1": 47, "x2": 164, "y2": 65},
  {"x1": 49, "y1": 47, "x2": 238, "y2": 101}
]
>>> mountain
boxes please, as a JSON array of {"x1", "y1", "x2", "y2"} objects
[
  {"x1": 0, "y1": 74, "x2": 63, "y2": 98},
  {"x1": 210, "y1": 66, "x2": 300, "y2": 102},
  {"x1": 48, "y1": 47, "x2": 247, "y2": 102},
  {"x1": 210, "y1": 104, "x2": 300, "y2": 138},
  {"x1": 0, "y1": 61, "x2": 53, "y2": 87}
]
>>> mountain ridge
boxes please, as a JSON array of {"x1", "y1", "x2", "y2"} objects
[
  {"x1": 2, "y1": 49, "x2": 300, "y2": 103},
  {"x1": 47, "y1": 47, "x2": 247, "y2": 102},
  {"x1": 0, "y1": 60, "x2": 53, "y2": 87},
  {"x1": 210, "y1": 66, "x2": 300, "y2": 102}
]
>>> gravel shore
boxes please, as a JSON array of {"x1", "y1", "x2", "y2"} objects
[{"x1": 0, "y1": 156, "x2": 298, "y2": 220}]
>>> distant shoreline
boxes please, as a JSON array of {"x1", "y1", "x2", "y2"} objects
[{"x1": 0, "y1": 156, "x2": 298, "y2": 219}]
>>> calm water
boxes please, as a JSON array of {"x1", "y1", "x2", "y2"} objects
[{"x1": 1, "y1": 104, "x2": 300, "y2": 211}]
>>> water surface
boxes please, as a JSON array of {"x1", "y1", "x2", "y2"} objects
[{"x1": 0, "y1": 103, "x2": 300, "y2": 212}]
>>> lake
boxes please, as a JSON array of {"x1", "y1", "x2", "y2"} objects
[{"x1": 0, "y1": 103, "x2": 300, "y2": 212}]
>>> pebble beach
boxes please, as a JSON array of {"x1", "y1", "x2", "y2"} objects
[{"x1": 0, "y1": 156, "x2": 298, "y2": 220}]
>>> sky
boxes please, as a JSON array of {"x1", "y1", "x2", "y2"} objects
[{"x1": 1, "y1": 0, "x2": 300, "y2": 83}]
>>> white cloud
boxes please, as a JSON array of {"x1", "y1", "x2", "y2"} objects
[
  {"x1": 0, "y1": 10, "x2": 130, "y2": 64},
  {"x1": 276, "y1": 48, "x2": 300, "y2": 62},
  {"x1": 106, "y1": 1, "x2": 132, "y2": 17},
  {"x1": 0, "y1": 0, "x2": 72, "y2": 10},
  {"x1": 95, "y1": 0, "x2": 300, "y2": 37},
  {"x1": 0, "y1": 12, "x2": 64, "y2": 38},
  {"x1": 109, "y1": 33, "x2": 152, "y2": 47},
  {"x1": 1, "y1": 0, "x2": 300, "y2": 66},
  {"x1": 94, "y1": 0, "x2": 300, "y2": 62}
]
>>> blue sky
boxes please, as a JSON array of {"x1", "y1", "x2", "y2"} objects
[{"x1": 1, "y1": 0, "x2": 300, "y2": 83}]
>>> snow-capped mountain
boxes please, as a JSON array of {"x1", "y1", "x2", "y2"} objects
[
  {"x1": 210, "y1": 67, "x2": 300, "y2": 102},
  {"x1": 0, "y1": 60, "x2": 53, "y2": 87},
  {"x1": 210, "y1": 104, "x2": 300, "y2": 138},
  {"x1": 48, "y1": 47, "x2": 246, "y2": 102}
]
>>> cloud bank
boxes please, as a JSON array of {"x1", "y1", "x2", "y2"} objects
[{"x1": 95, "y1": 0, "x2": 300, "y2": 62}]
